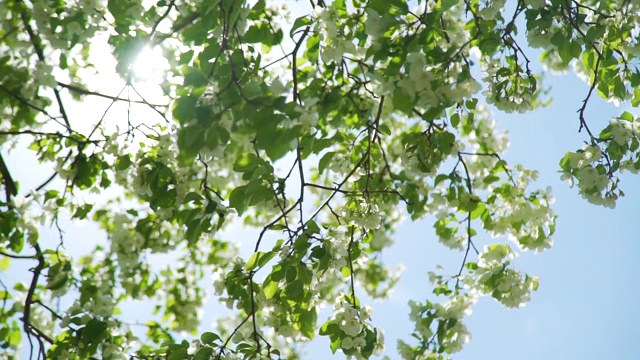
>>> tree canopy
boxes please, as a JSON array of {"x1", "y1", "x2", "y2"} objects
[{"x1": 1, "y1": 0, "x2": 639, "y2": 358}]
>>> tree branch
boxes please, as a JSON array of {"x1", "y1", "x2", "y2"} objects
[
  {"x1": 57, "y1": 81, "x2": 167, "y2": 107},
  {"x1": 0, "y1": 153, "x2": 17, "y2": 203},
  {"x1": 18, "y1": 5, "x2": 72, "y2": 132}
]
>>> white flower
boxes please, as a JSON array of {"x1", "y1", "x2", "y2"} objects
[
  {"x1": 67, "y1": 22, "x2": 84, "y2": 37},
  {"x1": 11, "y1": 195, "x2": 31, "y2": 212},
  {"x1": 610, "y1": 121, "x2": 634, "y2": 145},
  {"x1": 478, "y1": 244, "x2": 513, "y2": 266},
  {"x1": 566, "y1": 151, "x2": 586, "y2": 168},
  {"x1": 211, "y1": 269, "x2": 225, "y2": 295},
  {"x1": 440, "y1": 233, "x2": 465, "y2": 250},
  {"x1": 341, "y1": 336, "x2": 355, "y2": 349},
  {"x1": 408, "y1": 300, "x2": 424, "y2": 322},
  {"x1": 374, "y1": 327, "x2": 385, "y2": 354},
  {"x1": 352, "y1": 336, "x2": 366, "y2": 348},
  {"x1": 365, "y1": 9, "x2": 383, "y2": 37},
  {"x1": 444, "y1": 321, "x2": 471, "y2": 353},
  {"x1": 416, "y1": 322, "x2": 433, "y2": 338},
  {"x1": 33, "y1": 62, "x2": 57, "y2": 87},
  {"x1": 278, "y1": 324, "x2": 294, "y2": 337},
  {"x1": 370, "y1": 231, "x2": 393, "y2": 249},
  {"x1": 397, "y1": 76, "x2": 417, "y2": 99},
  {"x1": 299, "y1": 112, "x2": 318, "y2": 128},
  {"x1": 102, "y1": 342, "x2": 129, "y2": 360},
  {"x1": 406, "y1": 52, "x2": 426, "y2": 72},
  {"x1": 187, "y1": 340, "x2": 201, "y2": 355},
  {"x1": 360, "y1": 213, "x2": 381, "y2": 229},
  {"x1": 397, "y1": 340, "x2": 414, "y2": 359},
  {"x1": 577, "y1": 165, "x2": 607, "y2": 191},
  {"x1": 270, "y1": 78, "x2": 287, "y2": 95},
  {"x1": 340, "y1": 316, "x2": 363, "y2": 337}
]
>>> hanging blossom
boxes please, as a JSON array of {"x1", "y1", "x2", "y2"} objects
[
  {"x1": 481, "y1": 57, "x2": 536, "y2": 113},
  {"x1": 471, "y1": 244, "x2": 540, "y2": 308},
  {"x1": 323, "y1": 296, "x2": 384, "y2": 358},
  {"x1": 399, "y1": 293, "x2": 475, "y2": 357},
  {"x1": 560, "y1": 144, "x2": 615, "y2": 208},
  {"x1": 313, "y1": 6, "x2": 356, "y2": 65}
]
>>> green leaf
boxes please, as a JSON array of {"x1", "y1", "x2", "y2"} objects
[
  {"x1": 483, "y1": 175, "x2": 501, "y2": 184},
  {"x1": 8, "y1": 329, "x2": 21, "y2": 347},
  {"x1": 585, "y1": 25, "x2": 606, "y2": 42},
  {"x1": 245, "y1": 251, "x2": 275, "y2": 271},
  {"x1": 469, "y1": 203, "x2": 486, "y2": 220},
  {"x1": 378, "y1": 122, "x2": 392, "y2": 136},
  {"x1": 310, "y1": 246, "x2": 326, "y2": 259},
  {"x1": 318, "y1": 152, "x2": 336, "y2": 173},
  {"x1": 450, "y1": 113, "x2": 460, "y2": 128},
  {"x1": 439, "y1": 0, "x2": 458, "y2": 12},
  {"x1": 80, "y1": 318, "x2": 108, "y2": 347},
  {"x1": 393, "y1": 86, "x2": 414, "y2": 114},
  {"x1": 465, "y1": 262, "x2": 478, "y2": 270},
  {"x1": 477, "y1": 33, "x2": 502, "y2": 55},
  {"x1": 319, "y1": 320, "x2": 338, "y2": 336},
  {"x1": 116, "y1": 155, "x2": 132, "y2": 171},
  {"x1": 305, "y1": 220, "x2": 320, "y2": 234},
  {"x1": 305, "y1": 33, "x2": 321, "y2": 63},
  {"x1": 559, "y1": 152, "x2": 572, "y2": 172},
  {"x1": 368, "y1": 0, "x2": 408, "y2": 13},
  {"x1": 340, "y1": 266, "x2": 351, "y2": 278},
  {"x1": 234, "y1": 153, "x2": 261, "y2": 173},
  {"x1": 290, "y1": 16, "x2": 311, "y2": 37},
  {"x1": 7, "y1": 231, "x2": 24, "y2": 254},
  {"x1": 47, "y1": 262, "x2": 69, "y2": 290},
  {"x1": 72, "y1": 204, "x2": 93, "y2": 220},
  {"x1": 0, "y1": 256, "x2": 9, "y2": 271},
  {"x1": 167, "y1": 346, "x2": 188, "y2": 360},
  {"x1": 183, "y1": 66, "x2": 208, "y2": 87},
  {"x1": 201, "y1": 332, "x2": 220, "y2": 345},
  {"x1": 285, "y1": 279, "x2": 304, "y2": 298},
  {"x1": 44, "y1": 189, "x2": 59, "y2": 202},
  {"x1": 293, "y1": 235, "x2": 311, "y2": 255},
  {"x1": 229, "y1": 185, "x2": 248, "y2": 215},
  {"x1": 329, "y1": 337, "x2": 341, "y2": 354},
  {"x1": 195, "y1": 347, "x2": 214, "y2": 360},
  {"x1": 263, "y1": 278, "x2": 279, "y2": 300},
  {"x1": 258, "y1": 128, "x2": 296, "y2": 161},
  {"x1": 173, "y1": 96, "x2": 198, "y2": 125},
  {"x1": 619, "y1": 111, "x2": 634, "y2": 122},
  {"x1": 299, "y1": 308, "x2": 317, "y2": 339}
]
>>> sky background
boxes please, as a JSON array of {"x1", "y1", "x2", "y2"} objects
[{"x1": 3, "y1": 1, "x2": 640, "y2": 359}]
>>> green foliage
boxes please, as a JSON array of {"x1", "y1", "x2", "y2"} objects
[{"x1": 0, "y1": 0, "x2": 639, "y2": 358}]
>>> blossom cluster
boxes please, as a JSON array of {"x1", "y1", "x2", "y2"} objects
[
  {"x1": 340, "y1": 199, "x2": 383, "y2": 231},
  {"x1": 489, "y1": 167, "x2": 556, "y2": 252},
  {"x1": 482, "y1": 57, "x2": 536, "y2": 113},
  {"x1": 325, "y1": 225, "x2": 354, "y2": 270},
  {"x1": 325, "y1": 297, "x2": 384, "y2": 358},
  {"x1": 400, "y1": 293, "x2": 475, "y2": 357},
  {"x1": 312, "y1": 6, "x2": 358, "y2": 65},
  {"x1": 472, "y1": 244, "x2": 540, "y2": 308},
  {"x1": 560, "y1": 144, "x2": 616, "y2": 208}
]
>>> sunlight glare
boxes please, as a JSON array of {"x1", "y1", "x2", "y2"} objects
[{"x1": 131, "y1": 45, "x2": 170, "y2": 84}]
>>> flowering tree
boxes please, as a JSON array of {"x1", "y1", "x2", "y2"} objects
[{"x1": 1, "y1": 0, "x2": 639, "y2": 358}]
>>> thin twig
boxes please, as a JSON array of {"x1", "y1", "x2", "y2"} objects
[{"x1": 57, "y1": 81, "x2": 168, "y2": 107}]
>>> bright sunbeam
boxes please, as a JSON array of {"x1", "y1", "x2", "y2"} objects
[{"x1": 131, "y1": 45, "x2": 169, "y2": 84}]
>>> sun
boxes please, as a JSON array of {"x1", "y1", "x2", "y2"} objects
[{"x1": 131, "y1": 45, "x2": 170, "y2": 84}]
